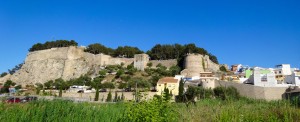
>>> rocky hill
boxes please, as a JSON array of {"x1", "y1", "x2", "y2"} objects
[
  {"x1": 1, "y1": 46, "x2": 135, "y2": 85},
  {"x1": 0, "y1": 46, "x2": 221, "y2": 85}
]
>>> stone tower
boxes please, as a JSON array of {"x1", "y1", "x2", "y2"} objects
[
  {"x1": 134, "y1": 54, "x2": 149, "y2": 71},
  {"x1": 180, "y1": 53, "x2": 220, "y2": 77}
]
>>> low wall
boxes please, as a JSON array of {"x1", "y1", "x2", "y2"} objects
[{"x1": 215, "y1": 81, "x2": 288, "y2": 101}]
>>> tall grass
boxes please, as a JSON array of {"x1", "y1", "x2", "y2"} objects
[
  {"x1": 0, "y1": 98, "x2": 299, "y2": 122},
  {"x1": 175, "y1": 98, "x2": 300, "y2": 122},
  {"x1": 0, "y1": 100, "x2": 125, "y2": 122}
]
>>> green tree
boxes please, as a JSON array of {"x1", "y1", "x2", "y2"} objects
[
  {"x1": 147, "y1": 62, "x2": 153, "y2": 67},
  {"x1": 29, "y1": 40, "x2": 78, "y2": 52},
  {"x1": 220, "y1": 65, "x2": 227, "y2": 72},
  {"x1": 92, "y1": 77, "x2": 103, "y2": 101},
  {"x1": 121, "y1": 92, "x2": 125, "y2": 101},
  {"x1": 54, "y1": 78, "x2": 68, "y2": 97},
  {"x1": 114, "y1": 91, "x2": 118, "y2": 102},
  {"x1": 118, "y1": 82, "x2": 128, "y2": 89},
  {"x1": 114, "y1": 46, "x2": 143, "y2": 58},
  {"x1": 169, "y1": 65, "x2": 181, "y2": 76},
  {"x1": 101, "y1": 82, "x2": 115, "y2": 89},
  {"x1": 1, "y1": 80, "x2": 16, "y2": 93},
  {"x1": 116, "y1": 69, "x2": 124, "y2": 78},
  {"x1": 15, "y1": 85, "x2": 22, "y2": 90},
  {"x1": 163, "y1": 87, "x2": 172, "y2": 102},
  {"x1": 0, "y1": 72, "x2": 8, "y2": 77},
  {"x1": 35, "y1": 83, "x2": 43, "y2": 95},
  {"x1": 150, "y1": 75, "x2": 161, "y2": 89},
  {"x1": 128, "y1": 77, "x2": 151, "y2": 90},
  {"x1": 178, "y1": 78, "x2": 184, "y2": 96},
  {"x1": 106, "y1": 91, "x2": 112, "y2": 102},
  {"x1": 44, "y1": 80, "x2": 54, "y2": 89},
  {"x1": 84, "y1": 43, "x2": 114, "y2": 55},
  {"x1": 99, "y1": 70, "x2": 107, "y2": 78}
]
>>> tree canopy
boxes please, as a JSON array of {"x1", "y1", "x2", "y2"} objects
[
  {"x1": 84, "y1": 44, "x2": 143, "y2": 58},
  {"x1": 146, "y1": 43, "x2": 218, "y2": 64},
  {"x1": 84, "y1": 43, "x2": 114, "y2": 55},
  {"x1": 29, "y1": 40, "x2": 78, "y2": 52},
  {"x1": 113, "y1": 46, "x2": 143, "y2": 58}
]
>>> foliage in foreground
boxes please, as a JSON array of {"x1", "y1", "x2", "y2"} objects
[
  {"x1": 0, "y1": 98, "x2": 299, "y2": 122},
  {"x1": 176, "y1": 98, "x2": 300, "y2": 122},
  {"x1": 0, "y1": 100, "x2": 124, "y2": 122},
  {"x1": 119, "y1": 98, "x2": 177, "y2": 122}
]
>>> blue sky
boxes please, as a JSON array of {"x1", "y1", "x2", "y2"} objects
[{"x1": 0, "y1": 0, "x2": 299, "y2": 73}]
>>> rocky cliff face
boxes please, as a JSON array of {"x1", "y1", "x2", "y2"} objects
[{"x1": 0, "y1": 46, "x2": 134, "y2": 85}]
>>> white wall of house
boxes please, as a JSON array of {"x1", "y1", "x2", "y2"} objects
[{"x1": 253, "y1": 69, "x2": 277, "y2": 87}]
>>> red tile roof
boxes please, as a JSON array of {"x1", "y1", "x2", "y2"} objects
[{"x1": 157, "y1": 77, "x2": 178, "y2": 84}]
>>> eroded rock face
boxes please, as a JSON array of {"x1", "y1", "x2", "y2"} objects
[{"x1": 0, "y1": 46, "x2": 134, "y2": 85}]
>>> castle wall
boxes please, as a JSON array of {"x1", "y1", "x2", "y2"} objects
[{"x1": 149, "y1": 59, "x2": 177, "y2": 69}]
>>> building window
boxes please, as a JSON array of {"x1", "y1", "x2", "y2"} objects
[
  {"x1": 279, "y1": 71, "x2": 282, "y2": 74},
  {"x1": 261, "y1": 76, "x2": 267, "y2": 82}
]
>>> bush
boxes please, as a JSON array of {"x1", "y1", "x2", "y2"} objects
[
  {"x1": 213, "y1": 86, "x2": 240, "y2": 100},
  {"x1": 119, "y1": 98, "x2": 178, "y2": 122},
  {"x1": 220, "y1": 65, "x2": 227, "y2": 72},
  {"x1": 198, "y1": 87, "x2": 214, "y2": 99}
]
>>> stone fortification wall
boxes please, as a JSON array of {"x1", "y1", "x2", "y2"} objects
[
  {"x1": 215, "y1": 81, "x2": 288, "y2": 101},
  {"x1": 149, "y1": 59, "x2": 177, "y2": 69},
  {"x1": 0, "y1": 47, "x2": 169, "y2": 85},
  {"x1": 134, "y1": 54, "x2": 149, "y2": 71}
]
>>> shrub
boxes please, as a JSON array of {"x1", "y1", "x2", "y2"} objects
[
  {"x1": 213, "y1": 86, "x2": 240, "y2": 100},
  {"x1": 119, "y1": 98, "x2": 178, "y2": 122}
]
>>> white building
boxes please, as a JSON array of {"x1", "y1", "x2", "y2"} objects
[
  {"x1": 246, "y1": 66, "x2": 300, "y2": 87},
  {"x1": 254, "y1": 69, "x2": 277, "y2": 87},
  {"x1": 274, "y1": 64, "x2": 292, "y2": 75},
  {"x1": 285, "y1": 70, "x2": 300, "y2": 86}
]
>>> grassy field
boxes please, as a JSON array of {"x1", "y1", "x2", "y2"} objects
[{"x1": 0, "y1": 98, "x2": 299, "y2": 122}]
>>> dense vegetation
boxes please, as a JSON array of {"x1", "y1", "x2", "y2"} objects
[
  {"x1": 146, "y1": 43, "x2": 218, "y2": 64},
  {"x1": 83, "y1": 44, "x2": 144, "y2": 58},
  {"x1": 29, "y1": 40, "x2": 78, "y2": 52},
  {"x1": 0, "y1": 80, "x2": 21, "y2": 93},
  {"x1": 0, "y1": 98, "x2": 299, "y2": 121}
]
